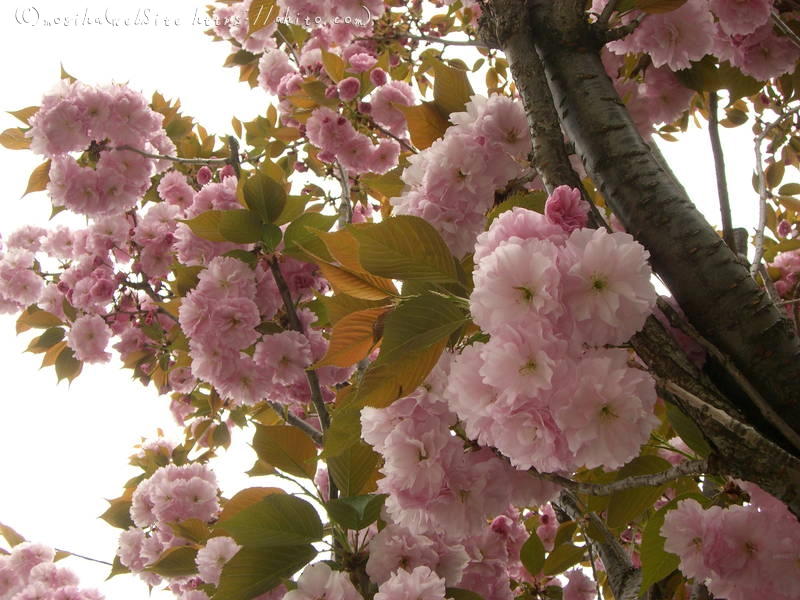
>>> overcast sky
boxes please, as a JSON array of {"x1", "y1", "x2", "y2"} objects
[{"x1": 0, "y1": 2, "x2": 767, "y2": 599}]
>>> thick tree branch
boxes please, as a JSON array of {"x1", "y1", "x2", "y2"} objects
[{"x1": 523, "y1": 0, "x2": 800, "y2": 447}]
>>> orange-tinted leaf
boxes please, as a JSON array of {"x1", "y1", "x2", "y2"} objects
[
  {"x1": 397, "y1": 102, "x2": 450, "y2": 150},
  {"x1": 314, "y1": 306, "x2": 389, "y2": 368}
]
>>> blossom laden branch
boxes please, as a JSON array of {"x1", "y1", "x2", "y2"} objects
[{"x1": 530, "y1": 459, "x2": 709, "y2": 497}]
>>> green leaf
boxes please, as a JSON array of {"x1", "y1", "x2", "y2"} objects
[
  {"x1": 252, "y1": 424, "x2": 318, "y2": 479},
  {"x1": 397, "y1": 102, "x2": 450, "y2": 150},
  {"x1": 606, "y1": 455, "x2": 672, "y2": 528},
  {"x1": 327, "y1": 440, "x2": 381, "y2": 496},
  {"x1": 635, "y1": 0, "x2": 687, "y2": 13},
  {"x1": 0, "y1": 522, "x2": 26, "y2": 547},
  {"x1": 23, "y1": 160, "x2": 51, "y2": 197},
  {"x1": 354, "y1": 338, "x2": 448, "y2": 408},
  {"x1": 213, "y1": 545, "x2": 316, "y2": 600},
  {"x1": 16, "y1": 306, "x2": 63, "y2": 334},
  {"x1": 779, "y1": 183, "x2": 800, "y2": 196},
  {"x1": 520, "y1": 532, "x2": 546, "y2": 576},
  {"x1": 323, "y1": 404, "x2": 364, "y2": 458},
  {"x1": 350, "y1": 216, "x2": 458, "y2": 282},
  {"x1": 325, "y1": 494, "x2": 387, "y2": 531},
  {"x1": 173, "y1": 265, "x2": 203, "y2": 297},
  {"x1": 666, "y1": 403, "x2": 711, "y2": 457},
  {"x1": 283, "y1": 213, "x2": 338, "y2": 252},
  {"x1": 241, "y1": 170, "x2": 287, "y2": 223},
  {"x1": 487, "y1": 191, "x2": 547, "y2": 225},
  {"x1": 0, "y1": 128, "x2": 30, "y2": 150},
  {"x1": 219, "y1": 495, "x2": 323, "y2": 547},
  {"x1": 639, "y1": 500, "x2": 681, "y2": 593},
  {"x1": 541, "y1": 543, "x2": 586, "y2": 576},
  {"x1": 261, "y1": 223, "x2": 283, "y2": 251},
  {"x1": 378, "y1": 293, "x2": 468, "y2": 363},
  {"x1": 321, "y1": 294, "x2": 391, "y2": 326},
  {"x1": 182, "y1": 210, "x2": 226, "y2": 242},
  {"x1": 553, "y1": 521, "x2": 578, "y2": 548},
  {"x1": 314, "y1": 307, "x2": 388, "y2": 368},
  {"x1": 360, "y1": 169, "x2": 405, "y2": 200},
  {"x1": 146, "y1": 546, "x2": 198, "y2": 578},
  {"x1": 107, "y1": 555, "x2": 131, "y2": 580},
  {"x1": 433, "y1": 60, "x2": 475, "y2": 116},
  {"x1": 55, "y1": 346, "x2": 82, "y2": 382},
  {"x1": 99, "y1": 498, "x2": 134, "y2": 530},
  {"x1": 219, "y1": 210, "x2": 264, "y2": 243}
]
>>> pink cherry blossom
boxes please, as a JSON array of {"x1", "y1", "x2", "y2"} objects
[
  {"x1": 374, "y1": 566, "x2": 446, "y2": 600},
  {"x1": 196, "y1": 537, "x2": 241, "y2": 585},
  {"x1": 67, "y1": 314, "x2": 112, "y2": 363}
]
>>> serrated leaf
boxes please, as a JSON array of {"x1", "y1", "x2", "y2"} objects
[
  {"x1": 55, "y1": 346, "x2": 82, "y2": 382},
  {"x1": 16, "y1": 306, "x2": 63, "y2": 334},
  {"x1": 433, "y1": 60, "x2": 474, "y2": 116},
  {"x1": 284, "y1": 213, "x2": 338, "y2": 252},
  {"x1": 146, "y1": 546, "x2": 198, "y2": 578},
  {"x1": 325, "y1": 494, "x2": 387, "y2": 531},
  {"x1": 219, "y1": 209, "x2": 264, "y2": 243},
  {"x1": 219, "y1": 488, "x2": 286, "y2": 522},
  {"x1": 354, "y1": 338, "x2": 448, "y2": 408},
  {"x1": 327, "y1": 440, "x2": 381, "y2": 496},
  {"x1": 274, "y1": 195, "x2": 307, "y2": 226},
  {"x1": 314, "y1": 306, "x2": 388, "y2": 368},
  {"x1": 252, "y1": 424, "x2": 318, "y2": 479},
  {"x1": 487, "y1": 191, "x2": 548, "y2": 224},
  {"x1": 7, "y1": 106, "x2": 38, "y2": 125},
  {"x1": 361, "y1": 169, "x2": 405, "y2": 200},
  {"x1": 248, "y1": 0, "x2": 277, "y2": 36},
  {"x1": 23, "y1": 160, "x2": 51, "y2": 197},
  {"x1": 323, "y1": 404, "x2": 364, "y2": 458},
  {"x1": 317, "y1": 262, "x2": 397, "y2": 300},
  {"x1": 218, "y1": 495, "x2": 323, "y2": 547},
  {"x1": 520, "y1": 532, "x2": 546, "y2": 576},
  {"x1": 213, "y1": 545, "x2": 316, "y2": 600},
  {"x1": 350, "y1": 216, "x2": 458, "y2": 281},
  {"x1": 321, "y1": 50, "x2": 346, "y2": 82},
  {"x1": 378, "y1": 293, "x2": 468, "y2": 363},
  {"x1": 0, "y1": 128, "x2": 30, "y2": 150},
  {"x1": 241, "y1": 171, "x2": 287, "y2": 223},
  {"x1": 606, "y1": 455, "x2": 672, "y2": 528},
  {"x1": 553, "y1": 521, "x2": 578, "y2": 548},
  {"x1": 397, "y1": 102, "x2": 450, "y2": 150},
  {"x1": 99, "y1": 498, "x2": 134, "y2": 530},
  {"x1": 182, "y1": 211, "x2": 226, "y2": 242},
  {"x1": 167, "y1": 519, "x2": 211, "y2": 544},
  {"x1": 639, "y1": 502, "x2": 681, "y2": 593},
  {"x1": 541, "y1": 543, "x2": 586, "y2": 576},
  {"x1": 321, "y1": 294, "x2": 390, "y2": 326}
]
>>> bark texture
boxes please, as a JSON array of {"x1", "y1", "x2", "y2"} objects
[{"x1": 518, "y1": 1, "x2": 800, "y2": 445}]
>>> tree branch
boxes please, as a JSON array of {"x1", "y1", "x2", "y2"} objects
[
  {"x1": 555, "y1": 490, "x2": 641, "y2": 600},
  {"x1": 267, "y1": 401, "x2": 323, "y2": 445},
  {"x1": 708, "y1": 92, "x2": 736, "y2": 254},
  {"x1": 524, "y1": 0, "x2": 800, "y2": 444},
  {"x1": 268, "y1": 257, "x2": 331, "y2": 432},
  {"x1": 530, "y1": 459, "x2": 708, "y2": 496}
]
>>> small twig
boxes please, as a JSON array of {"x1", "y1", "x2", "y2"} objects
[
  {"x1": 372, "y1": 122, "x2": 415, "y2": 154},
  {"x1": 601, "y1": 14, "x2": 645, "y2": 43},
  {"x1": 656, "y1": 296, "x2": 800, "y2": 451},
  {"x1": 597, "y1": 0, "x2": 620, "y2": 28},
  {"x1": 773, "y1": 11, "x2": 800, "y2": 51},
  {"x1": 55, "y1": 549, "x2": 113, "y2": 567},
  {"x1": 393, "y1": 32, "x2": 489, "y2": 48},
  {"x1": 752, "y1": 105, "x2": 800, "y2": 277},
  {"x1": 335, "y1": 161, "x2": 353, "y2": 229},
  {"x1": 227, "y1": 136, "x2": 241, "y2": 179},
  {"x1": 267, "y1": 401, "x2": 323, "y2": 445},
  {"x1": 530, "y1": 459, "x2": 708, "y2": 496},
  {"x1": 267, "y1": 257, "x2": 331, "y2": 432},
  {"x1": 114, "y1": 145, "x2": 229, "y2": 167},
  {"x1": 125, "y1": 279, "x2": 179, "y2": 325},
  {"x1": 758, "y1": 262, "x2": 781, "y2": 304},
  {"x1": 708, "y1": 92, "x2": 736, "y2": 253}
]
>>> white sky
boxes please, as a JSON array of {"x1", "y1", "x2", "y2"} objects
[{"x1": 0, "y1": 1, "x2": 769, "y2": 599}]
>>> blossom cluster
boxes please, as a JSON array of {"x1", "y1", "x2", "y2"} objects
[
  {"x1": 448, "y1": 187, "x2": 659, "y2": 473},
  {"x1": 27, "y1": 80, "x2": 172, "y2": 217},
  {"x1": 118, "y1": 463, "x2": 222, "y2": 590},
  {"x1": 392, "y1": 95, "x2": 531, "y2": 257},
  {"x1": 361, "y1": 358, "x2": 559, "y2": 600},
  {"x1": 0, "y1": 542, "x2": 103, "y2": 600},
  {"x1": 661, "y1": 482, "x2": 800, "y2": 600}
]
